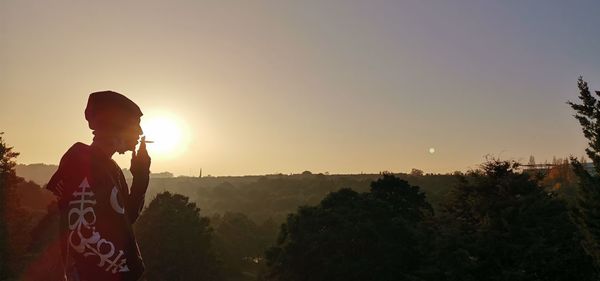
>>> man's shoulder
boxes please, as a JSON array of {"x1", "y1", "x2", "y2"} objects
[
  {"x1": 63, "y1": 142, "x2": 91, "y2": 158},
  {"x1": 61, "y1": 142, "x2": 100, "y2": 167},
  {"x1": 46, "y1": 142, "x2": 93, "y2": 199}
]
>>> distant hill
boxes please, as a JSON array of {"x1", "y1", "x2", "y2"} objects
[
  {"x1": 143, "y1": 172, "x2": 458, "y2": 223},
  {"x1": 16, "y1": 163, "x2": 174, "y2": 185},
  {"x1": 16, "y1": 163, "x2": 58, "y2": 186},
  {"x1": 16, "y1": 163, "x2": 458, "y2": 224}
]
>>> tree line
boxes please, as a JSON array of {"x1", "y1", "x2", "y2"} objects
[{"x1": 2, "y1": 77, "x2": 600, "y2": 280}]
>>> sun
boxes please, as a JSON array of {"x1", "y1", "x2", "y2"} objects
[{"x1": 141, "y1": 114, "x2": 187, "y2": 158}]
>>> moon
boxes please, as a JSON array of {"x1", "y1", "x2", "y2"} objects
[{"x1": 428, "y1": 147, "x2": 436, "y2": 154}]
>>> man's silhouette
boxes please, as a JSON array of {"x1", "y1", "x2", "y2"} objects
[{"x1": 47, "y1": 91, "x2": 151, "y2": 281}]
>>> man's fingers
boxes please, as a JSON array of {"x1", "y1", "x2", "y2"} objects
[{"x1": 140, "y1": 136, "x2": 147, "y2": 152}]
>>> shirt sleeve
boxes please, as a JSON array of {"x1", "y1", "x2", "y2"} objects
[{"x1": 125, "y1": 179, "x2": 146, "y2": 224}]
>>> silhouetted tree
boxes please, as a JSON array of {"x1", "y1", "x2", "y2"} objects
[
  {"x1": 568, "y1": 77, "x2": 600, "y2": 268},
  {"x1": 213, "y1": 212, "x2": 275, "y2": 281},
  {"x1": 134, "y1": 191, "x2": 220, "y2": 281},
  {"x1": 410, "y1": 168, "x2": 424, "y2": 177},
  {"x1": 256, "y1": 218, "x2": 278, "y2": 252},
  {"x1": 21, "y1": 201, "x2": 64, "y2": 281},
  {"x1": 265, "y1": 174, "x2": 434, "y2": 281},
  {"x1": 0, "y1": 132, "x2": 16, "y2": 279},
  {"x1": 438, "y1": 159, "x2": 596, "y2": 280},
  {"x1": 541, "y1": 158, "x2": 577, "y2": 204},
  {"x1": 0, "y1": 132, "x2": 33, "y2": 279}
]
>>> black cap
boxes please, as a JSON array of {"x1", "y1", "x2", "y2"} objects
[{"x1": 85, "y1": 91, "x2": 143, "y2": 131}]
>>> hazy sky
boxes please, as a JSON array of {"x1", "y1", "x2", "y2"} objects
[{"x1": 2, "y1": 0, "x2": 600, "y2": 176}]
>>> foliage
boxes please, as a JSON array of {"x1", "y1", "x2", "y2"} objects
[
  {"x1": 265, "y1": 174, "x2": 434, "y2": 281},
  {"x1": 212, "y1": 212, "x2": 277, "y2": 281},
  {"x1": 438, "y1": 159, "x2": 596, "y2": 280},
  {"x1": 13, "y1": 164, "x2": 460, "y2": 222},
  {"x1": 568, "y1": 77, "x2": 600, "y2": 268},
  {"x1": 20, "y1": 201, "x2": 64, "y2": 281},
  {"x1": 134, "y1": 191, "x2": 221, "y2": 281},
  {"x1": 410, "y1": 168, "x2": 424, "y2": 176},
  {"x1": 141, "y1": 173, "x2": 458, "y2": 226},
  {"x1": 541, "y1": 158, "x2": 578, "y2": 204},
  {"x1": 568, "y1": 78, "x2": 600, "y2": 174},
  {"x1": 0, "y1": 132, "x2": 14, "y2": 279},
  {"x1": 0, "y1": 132, "x2": 34, "y2": 279}
]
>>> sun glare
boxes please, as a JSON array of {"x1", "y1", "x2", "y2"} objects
[{"x1": 141, "y1": 114, "x2": 187, "y2": 158}]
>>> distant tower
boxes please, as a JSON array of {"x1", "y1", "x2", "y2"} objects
[
  {"x1": 528, "y1": 155, "x2": 536, "y2": 166},
  {"x1": 199, "y1": 168, "x2": 202, "y2": 178}
]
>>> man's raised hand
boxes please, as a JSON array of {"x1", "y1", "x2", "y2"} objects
[{"x1": 131, "y1": 136, "x2": 151, "y2": 179}]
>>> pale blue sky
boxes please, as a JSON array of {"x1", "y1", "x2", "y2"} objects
[{"x1": 1, "y1": 0, "x2": 600, "y2": 176}]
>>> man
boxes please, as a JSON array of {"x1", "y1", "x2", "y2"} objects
[{"x1": 47, "y1": 91, "x2": 151, "y2": 281}]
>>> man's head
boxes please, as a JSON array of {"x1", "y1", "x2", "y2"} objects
[{"x1": 85, "y1": 91, "x2": 143, "y2": 154}]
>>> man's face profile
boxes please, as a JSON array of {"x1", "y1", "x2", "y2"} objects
[{"x1": 114, "y1": 117, "x2": 143, "y2": 154}]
